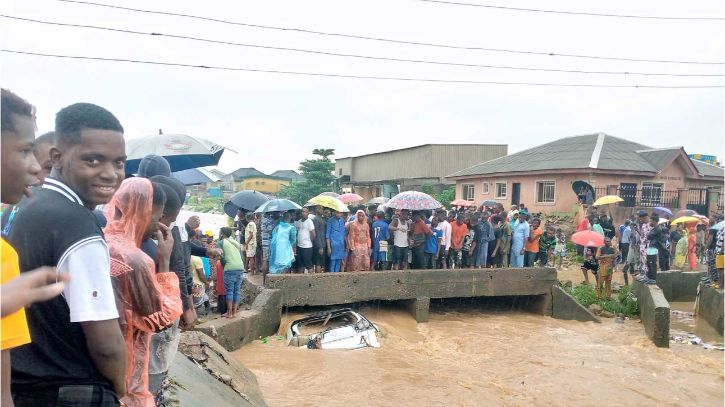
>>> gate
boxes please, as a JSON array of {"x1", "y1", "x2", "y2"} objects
[{"x1": 686, "y1": 188, "x2": 709, "y2": 215}]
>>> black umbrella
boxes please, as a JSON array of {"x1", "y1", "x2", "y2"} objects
[
  {"x1": 481, "y1": 199, "x2": 497, "y2": 207},
  {"x1": 571, "y1": 180, "x2": 593, "y2": 194},
  {"x1": 224, "y1": 190, "x2": 270, "y2": 217}
]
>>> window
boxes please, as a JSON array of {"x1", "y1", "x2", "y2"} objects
[
  {"x1": 495, "y1": 182, "x2": 507, "y2": 199},
  {"x1": 482, "y1": 182, "x2": 489, "y2": 194},
  {"x1": 536, "y1": 181, "x2": 556, "y2": 204},
  {"x1": 641, "y1": 182, "x2": 664, "y2": 206},
  {"x1": 462, "y1": 184, "x2": 475, "y2": 201}
]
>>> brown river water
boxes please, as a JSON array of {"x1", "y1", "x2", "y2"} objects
[{"x1": 233, "y1": 300, "x2": 723, "y2": 407}]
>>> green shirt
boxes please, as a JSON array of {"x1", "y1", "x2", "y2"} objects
[
  {"x1": 592, "y1": 224, "x2": 605, "y2": 236},
  {"x1": 539, "y1": 234, "x2": 557, "y2": 253},
  {"x1": 217, "y1": 238, "x2": 244, "y2": 271}
]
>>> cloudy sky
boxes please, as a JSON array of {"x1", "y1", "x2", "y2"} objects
[{"x1": 2, "y1": 0, "x2": 723, "y2": 174}]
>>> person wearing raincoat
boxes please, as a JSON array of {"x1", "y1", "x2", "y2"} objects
[
  {"x1": 347, "y1": 210, "x2": 372, "y2": 271},
  {"x1": 673, "y1": 227, "x2": 689, "y2": 269},
  {"x1": 326, "y1": 210, "x2": 348, "y2": 272},
  {"x1": 269, "y1": 211, "x2": 297, "y2": 274},
  {"x1": 104, "y1": 178, "x2": 183, "y2": 407}
]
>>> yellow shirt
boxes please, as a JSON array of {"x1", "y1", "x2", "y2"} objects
[{"x1": 1, "y1": 238, "x2": 31, "y2": 350}]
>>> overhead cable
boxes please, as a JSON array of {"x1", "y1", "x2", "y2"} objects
[
  {"x1": 2, "y1": 49, "x2": 722, "y2": 89},
  {"x1": 54, "y1": 0, "x2": 724, "y2": 65},
  {"x1": 4, "y1": 15, "x2": 720, "y2": 78},
  {"x1": 415, "y1": 0, "x2": 724, "y2": 21}
]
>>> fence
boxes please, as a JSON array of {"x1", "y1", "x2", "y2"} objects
[{"x1": 592, "y1": 186, "x2": 678, "y2": 208}]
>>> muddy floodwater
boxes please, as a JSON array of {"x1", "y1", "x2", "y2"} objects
[{"x1": 234, "y1": 301, "x2": 723, "y2": 406}]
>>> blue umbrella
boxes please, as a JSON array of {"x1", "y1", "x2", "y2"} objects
[
  {"x1": 652, "y1": 206, "x2": 673, "y2": 217},
  {"x1": 254, "y1": 199, "x2": 302, "y2": 213},
  {"x1": 711, "y1": 220, "x2": 724, "y2": 231},
  {"x1": 171, "y1": 168, "x2": 220, "y2": 186}
]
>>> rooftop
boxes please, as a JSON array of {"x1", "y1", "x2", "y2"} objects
[{"x1": 336, "y1": 143, "x2": 507, "y2": 160}]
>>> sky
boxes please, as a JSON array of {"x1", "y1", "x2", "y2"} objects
[{"x1": 2, "y1": 0, "x2": 723, "y2": 174}]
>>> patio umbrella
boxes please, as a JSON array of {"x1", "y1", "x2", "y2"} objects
[
  {"x1": 652, "y1": 206, "x2": 673, "y2": 217},
  {"x1": 224, "y1": 190, "x2": 270, "y2": 217},
  {"x1": 593, "y1": 195, "x2": 623, "y2": 206},
  {"x1": 338, "y1": 193, "x2": 363, "y2": 204},
  {"x1": 305, "y1": 195, "x2": 349, "y2": 213},
  {"x1": 367, "y1": 197, "x2": 389, "y2": 205},
  {"x1": 387, "y1": 191, "x2": 442, "y2": 211},
  {"x1": 318, "y1": 192, "x2": 340, "y2": 198},
  {"x1": 254, "y1": 198, "x2": 302, "y2": 213},
  {"x1": 451, "y1": 199, "x2": 474, "y2": 207},
  {"x1": 571, "y1": 230, "x2": 605, "y2": 248},
  {"x1": 125, "y1": 133, "x2": 228, "y2": 174},
  {"x1": 481, "y1": 199, "x2": 497, "y2": 207},
  {"x1": 171, "y1": 167, "x2": 220, "y2": 186},
  {"x1": 710, "y1": 221, "x2": 724, "y2": 231},
  {"x1": 675, "y1": 209, "x2": 697, "y2": 218},
  {"x1": 671, "y1": 216, "x2": 700, "y2": 225}
]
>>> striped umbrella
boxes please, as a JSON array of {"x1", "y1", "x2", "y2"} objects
[{"x1": 387, "y1": 191, "x2": 442, "y2": 211}]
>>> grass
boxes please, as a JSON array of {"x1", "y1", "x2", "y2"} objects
[{"x1": 562, "y1": 283, "x2": 638, "y2": 317}]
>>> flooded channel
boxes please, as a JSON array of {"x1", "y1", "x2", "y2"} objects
[{"x1": 234, "y1": 301, "x2": 724, "y2": 406}]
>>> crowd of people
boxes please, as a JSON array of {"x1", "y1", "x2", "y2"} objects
[
  {"x1": 1, "y1": 86, "x2": 723, "y2": 407},
  {"x1": 231, "y1": 202, "x2": 569, "y2": 274},
  {"x1": 577, "y1": 209, "x2": 724, "y2": 300}
]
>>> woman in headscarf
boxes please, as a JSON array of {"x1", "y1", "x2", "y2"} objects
[
  {"x1": 347, "y1": 209, "x2": 372, "y2": 271},
  {"x1": 104, "y1": 177, "x2": 183, "y2": 407},
  {"x1": 269, "y1": 211, "x2": 297, "y2": 274}
]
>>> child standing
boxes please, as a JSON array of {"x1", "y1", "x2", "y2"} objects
[
  {"x1": 553, "y1": 228, "x2": 567, "y2": 270},
  {"x1": 596, "y1": 238, "x2": 618, "y2": 300}
]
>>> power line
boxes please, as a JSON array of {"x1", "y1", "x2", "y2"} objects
[
  {"x1": 5, "y1": 15, "x2": 720, "y2": 78},
  {"x1": 415, "y1": 0, "x2": 724, "y2": 21},
  {"x1": 3, "y1": 49, "x2": 722, "y2": 89},
  {"x1": 54, "y1": 0, "x2": 724, "y2": 65}
]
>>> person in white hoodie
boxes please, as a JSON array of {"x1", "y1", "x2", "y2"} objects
[{"x1": 436, "y1": 209, "x2": 452, "y2": 269}]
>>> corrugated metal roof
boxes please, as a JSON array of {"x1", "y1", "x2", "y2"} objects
[
  {"x1": 270, "y1": 170, "x2": 306, "y2": 181},
  {"x1": 336, "y1": 143, "x2": 507, "y2": 160},
  {"x1": 230, "y1": 167, "x2": 266, "y2": 180},
  {"x1": 692, "y1": 160, "x2": 725, "y2": 178},
  {"x1": 448, "y1": 133, "x2": 666, "y2": 178}
]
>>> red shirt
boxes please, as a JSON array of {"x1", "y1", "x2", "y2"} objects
[
  {"x1": 577, "y1": 218, "x2": 590, "y2": 232},
  {"x1": 450, "y1": 222, "x2": 468, "y2": 250},
  {"x1": 215, "y1": 260, "x2": 225, "y2": 296}
]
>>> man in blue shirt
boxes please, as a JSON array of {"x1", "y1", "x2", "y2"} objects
[
  {"x1": 425, "y1": 218, "x2": 443, "y2": 269},
  {"x1": 371, "y1": 211, "x2": 389, "y2": 271},
  {"x1": 326, "y1": 211, "x2": 347, "y2": 272}
]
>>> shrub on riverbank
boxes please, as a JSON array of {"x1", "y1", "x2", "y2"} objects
[{"x1": 562, "y1": 283, "x2": 638, "y2": 317}]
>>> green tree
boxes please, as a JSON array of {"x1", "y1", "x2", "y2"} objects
[
  {"x1": 421, "y1": 184, "x2": 456, "y2": 207},
  {"x1": 279, "y1": 148, "x2": 336, "y2": 204}
]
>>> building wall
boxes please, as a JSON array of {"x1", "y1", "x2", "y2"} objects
[
  {"x1": 234, "y1": 177, "x2": 290, "y2": 194},
  {"x1": 453, "y1": 158, "x2": 721, "y2": 213},
  {"x1": 431, "y1": 144, "x2": 507, "y2": 183},
  {"x1": 335, "y1": 144, "x2": 508, "y2": 183}
]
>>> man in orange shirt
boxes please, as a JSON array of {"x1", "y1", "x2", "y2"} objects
[
  {"x1": 524, "y1": 218, "x2": 543, "y2": 267},
  {"x1": 449, "y1": 214, "x2": 469, "y2": 269},
  {"x1": 1, "y1": 89, "x2": 68, "y2": 406}
]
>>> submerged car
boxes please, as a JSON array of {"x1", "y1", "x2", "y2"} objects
[{"x1": 287, "y1": 308, "x2": 381, "y2": 350}]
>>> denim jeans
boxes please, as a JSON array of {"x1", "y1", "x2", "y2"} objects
[{"x1": 223, "y1": 269, "x2": 242, "y2": 303}]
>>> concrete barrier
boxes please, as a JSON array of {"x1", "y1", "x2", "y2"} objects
[
  {"x1": 551, "y1": 286, "x2": 601, "y2": 323},
  {"x1": 266, "y1": 267, "x2": 557, "y2": 306},
  {"x1": 656, "y1": 270, "x2": 707, "y2": 302},
  {"x1": 697, "y1": 283, "x2": 724, "y2": 334},
  {"x1": 632, "y1": 280, "x2": 670, "y2": 348},
  {"x1": 195, "y1": 279, "x2": 282, "y2": 352},
  {"x1": 266, "y1": 268, "x2": 556, "y2": 322}
]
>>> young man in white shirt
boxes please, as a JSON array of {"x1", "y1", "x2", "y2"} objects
[
  {"x1": 296, "y1": 208, "x2": 316, "y2": 273},
  {"x1": 9, "y1": 102, "x2": 128, "y2": 406}
]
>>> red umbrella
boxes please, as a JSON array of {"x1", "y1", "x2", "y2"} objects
[
  {"x1": 338, "y1": 192, "x2": 363, "y2": 204},
  {"x1": 571, "y1": 230, "x2": 605, "y2": 248},
  {"x1": 451, "y1": 199, "x2": 474, "y2": 207}
]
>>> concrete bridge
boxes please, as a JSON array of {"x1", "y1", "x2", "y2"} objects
[{"x1": 265, "y1": 267, "x2": 559, "y2": 322}]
